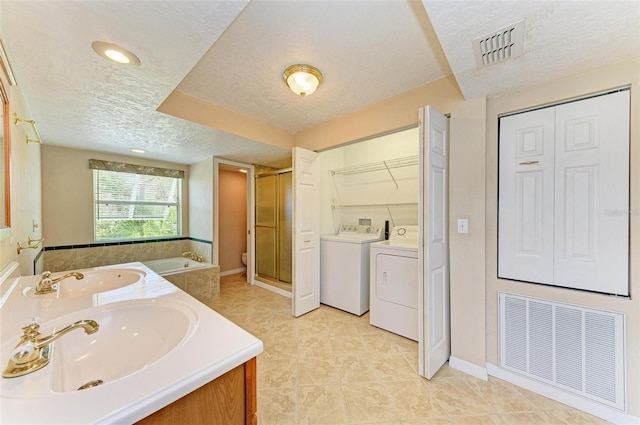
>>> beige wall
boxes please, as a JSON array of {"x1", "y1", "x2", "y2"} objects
[
  {"x1": 40, "y1": 145, "x2": 189, "y2": 247},
  {"x1": 485, "y1": 59, "x2": 640, "y2": 416},
  {"x1": 218, "y1": 169, "x2": 247, "y2": 272},
  {"x1": 448, "y1": 98, "x2": 486, "y2": 367},
  {"x1": 0, "y1": 83, "x2": 42, "y2": 276},
  {"x1": 294, "y1": 75, "x2": 464, "y2": 150},
  {"x1": 296, "y1": 75, "x2": 488, "y2": 370}
]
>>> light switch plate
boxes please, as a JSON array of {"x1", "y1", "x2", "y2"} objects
[{"x1": 457, "y1": 219, "x2": 469, "y2": 234}]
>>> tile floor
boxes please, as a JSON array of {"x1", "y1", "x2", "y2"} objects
[{"x1": 206, "y1": 274, "x2": 609, "y2": 425}]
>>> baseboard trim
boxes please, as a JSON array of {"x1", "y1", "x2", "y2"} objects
[
  {"x1": 220, "y1": 267, "x2": 246, "y2": 277},
  {"x1": 486, "y1": 363, "x2": 639, "y2": 425},
  {"x1": 252, "y1": 279, "x2": 292, "y2": 299},
  {"x1": 449, "y1": 356, "x2": 488, "y2": 381}
]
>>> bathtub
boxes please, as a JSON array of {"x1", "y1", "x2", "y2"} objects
[
  {"x1": 143, "y1": 257, "x2": 211, "y2": 276},
  {"x1": 143, "y1": 257, "x2": 220, "y2": 304}
]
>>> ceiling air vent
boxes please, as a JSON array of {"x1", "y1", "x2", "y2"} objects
[{"x1": 472, "y1": 19, "x2": 525, "y2": 69}]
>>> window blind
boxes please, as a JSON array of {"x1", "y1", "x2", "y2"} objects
[{"x1": 93, "y1": 165, "x2": 182, "y2": 241}]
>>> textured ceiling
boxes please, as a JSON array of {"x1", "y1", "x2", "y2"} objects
[
  {"x1": 1, "y1": 0, "x2": 294, "y2": 168},
  {"x1": 423, "y1": 0, "x2": 640, "y2": 99},
  {"x1": 177, "y1": 0, "x2": 450, "y2": 134},
  {"x1": 0, "y1": 1, "x2": 638, "y2": 166}
]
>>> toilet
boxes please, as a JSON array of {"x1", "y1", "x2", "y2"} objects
[{"x1": 241, "y1": 252, "x2": 247, "y2": 266}]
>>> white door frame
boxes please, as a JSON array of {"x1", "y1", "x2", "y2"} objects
[{"x1": 213, "y1": 158, "x2": 255, "y2": 283}]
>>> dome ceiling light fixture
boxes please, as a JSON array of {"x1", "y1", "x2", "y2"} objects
[
  {"x1": 283, "y1": 64, "x2": 323, "y2": 97},
  {"x1": 91, "y1": 41, "x2": 141, "y2": 67}
]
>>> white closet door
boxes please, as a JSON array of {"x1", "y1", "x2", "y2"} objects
[
  {"x1": 292, "y1": 146, "x2": 321, "y2": 317},
  {"x1": 554, "y1": 91, "x2": 629, "y2": 295},
  {"x1": 418, "y1": 106, "x2": 450, "y2": 379},
  {"x1": 498, "y1": 108, "x2": 555, "y2": 284}
]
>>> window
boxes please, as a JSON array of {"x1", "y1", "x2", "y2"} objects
[{"x1": 91, "y1": 160, "x2": 182, "y2": 241}]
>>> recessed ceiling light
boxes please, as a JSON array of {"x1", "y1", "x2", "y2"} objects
[
  {"x1": 92, "y1": 41, "x2": 141, "y2": 67},
  {"x1": 131, "y1": 148, "x2": 146, "y2": 154},
  {"x1": 104, "y1": 49, "x2": 130, "y2": 64},
  {"x1": 239, "y1": 169, "x2": 248, "y2": 173}
]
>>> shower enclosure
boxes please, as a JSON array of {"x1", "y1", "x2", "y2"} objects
[{"x1": 255, "y1": 169, "x2": 292, "y2": 290}]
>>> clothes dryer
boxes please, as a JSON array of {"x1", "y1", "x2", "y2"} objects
[{"x1": 369, "y1": 225, "x2": 419, "y2": 340}]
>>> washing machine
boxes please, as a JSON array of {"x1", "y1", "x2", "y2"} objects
[
  {"x1": 369, "y1": 225, "x2": 419, "y2": 341},
  {"x1": 320, "y1": 224, "x2": 384, "y2": 315}
]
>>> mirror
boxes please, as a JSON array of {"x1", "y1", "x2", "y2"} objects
[{"x1": 0, "y1": 72, "x2": 11, "y2": 240}]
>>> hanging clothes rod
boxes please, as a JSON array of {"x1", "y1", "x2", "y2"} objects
[
  {"x1": 330, "y1": 155, "x2": 419, "y2": 176},
  {"x1": 331, "y1": 202, "x2": 418, "y2": 209}
]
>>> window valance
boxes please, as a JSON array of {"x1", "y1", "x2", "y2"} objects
[{"x1": 89, "y1": 159, "x2": 184, "y2": 179}]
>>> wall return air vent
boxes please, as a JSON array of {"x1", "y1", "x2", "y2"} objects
[
  {"x1": 499, "y1": 292, "x2": 626, "y2": 410},
  {"x1": 472, "y1": 20, "x2": 525, "y2": 68}
]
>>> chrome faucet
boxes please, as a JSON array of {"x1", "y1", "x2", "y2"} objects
[
  {"x1": 3, "y1": 319, "x2": 99, "y2": 378},
  {"x1": 35, "y1": 271, "x2": 84, "y2": 295}
]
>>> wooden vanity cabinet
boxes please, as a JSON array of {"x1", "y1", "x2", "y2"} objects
[{"x1": 137, "y1": 357, "x2": 257, "y2": 425}]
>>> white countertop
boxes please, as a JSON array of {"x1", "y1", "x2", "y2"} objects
[{"x1": 0, "y1": 262, "x2": 263, "y2": 424}]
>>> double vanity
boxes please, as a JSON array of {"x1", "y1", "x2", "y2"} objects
[{"x1": 0, "y1": 262, "x2": 263, "y2": 424}]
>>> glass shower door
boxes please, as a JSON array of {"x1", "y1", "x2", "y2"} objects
[
  {"x1": 256, "y1": 175, "x2": 277, "y2": 279},
  {"x1": 278, "y1": 172, "x2": 293, "y2": 284}
]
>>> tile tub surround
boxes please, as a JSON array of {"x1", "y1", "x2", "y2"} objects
[
  {"x1": 188, "y1": 239, "x2": 212, "y2": 264},
  {"x1": 162, "y1": 265, "x2": 220, "y2": 303},
  {"x1": 209, "y1": 274, "x2": 610, "y2": 425},
  {"x1": 42, "y1": 238, "x2": 213, "y2": 272}
]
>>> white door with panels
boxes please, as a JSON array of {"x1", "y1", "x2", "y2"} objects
[
  {"x1": 553, "y1": 94, "x2": 629, "y2": 294},
  {"x1": 418, "y1": 106, "x2": 450, "y2": 379},
  {"x1": 292, "y1": 146, "x2": 321, "y2": 317},
  {"x1": 499, "y1": 90, "x2": 630, "y2": 296},
  {"x1": 498, "y1": 107, "x2": 555, "y2": 285}
]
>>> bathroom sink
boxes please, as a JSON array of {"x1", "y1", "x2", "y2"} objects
[
  {"x1": 49, "y1": 299, "x2": 197, "y2": 392},
  {"x1": 57, "y1": 269, "x2": 146, "y2": 298}
]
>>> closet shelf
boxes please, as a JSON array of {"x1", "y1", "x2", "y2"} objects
[
  {"x1": 330, "y1": 155, "x2": 419, "y2": 176},
  {"x1": 330, "y1": 155, "x2": 419, "y2": 189},
  {"x1": 331, "y1": 202, "x2": 418, "y2": 209}
]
